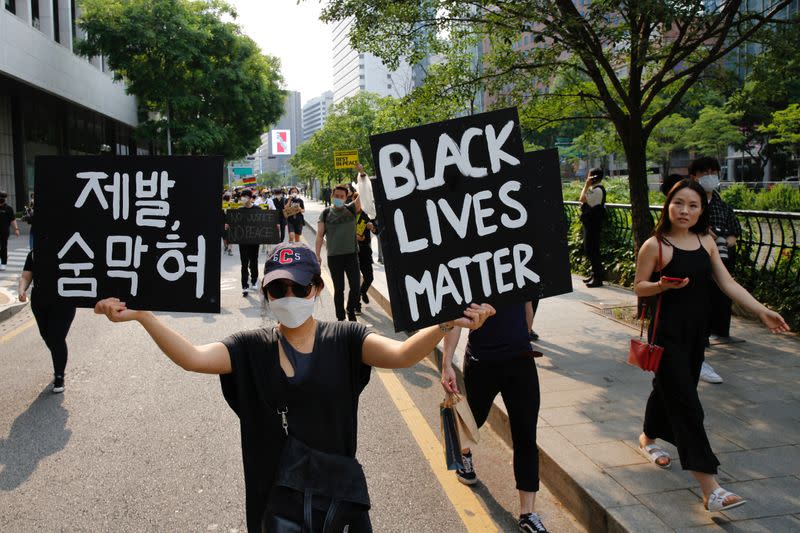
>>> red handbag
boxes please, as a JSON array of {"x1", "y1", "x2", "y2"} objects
[{"x1": 628, "y1": 240, "x2": 665, "y2": 372}]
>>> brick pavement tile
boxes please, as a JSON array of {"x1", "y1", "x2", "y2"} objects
[
  {"x1": 578, "y1": 441, "x2": 648, "y2": 469},
  {"x1": 693, "y1": 476, "x2": 800, "y2": 521},
  {"x1": 674, "y1": 514, "x2": 800, "y2": 532},
  {"x1": 556, "y1": 418, "x2": 640, "y2": 447},
  {"x1": 638, "y1": 488, "x2": 716, "y2": 528},
  {"x1": 705, "y1": 408, "x2": 795, "y2": 449},
  {"x1": 578, "y1": 398, "x2": 644, "y2": 422},
  {"x1": 538, "y1": 406, "x2": 593, "y2": 426},
  {"x1": 705, "y1": 431, "x2": 745, "y2": 454},
  {"x1": 539, "y1": 387, "x2": 604, "y2": 409},
  {"x1": 716, "y1": 446, "x2": 800, "y2": 481},
  {"x1": 606, "y1": 463, "x2": 699, "y2": 495},
  {"x1": 606, "y1": 504, "x2": 673, "y2": 533}
]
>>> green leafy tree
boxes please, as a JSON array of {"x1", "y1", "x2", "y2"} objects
[
  {"x1": 726, "y1": 23, "x2": 800, "y2": 176},
  {"x1": 647, "y1": 114, "x2": 691, "y2": 178},
  {"x1": 321, "y1": 0, "x2": 797, "y2": 248},
  {"x1": 685, "y1": 106, "x2": 744, "y2": 170},
  {"x1": 77, "y1": 0, "x2": 284, "y2": 159},
  {"x1": 760, "y1": 104, "x2": 800, "y2": 177}
]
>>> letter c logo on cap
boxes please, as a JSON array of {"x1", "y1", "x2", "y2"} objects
[{"x1": 278, "y1": 249, "x2": 295, "y2": 264}]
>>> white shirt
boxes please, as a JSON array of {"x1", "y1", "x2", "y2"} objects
[{"x1": 585, "y1": 186, "x2": 604, "y2": 208}]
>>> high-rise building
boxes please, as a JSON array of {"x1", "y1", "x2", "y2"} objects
[
  {"x1": 250, "y1": 90, "x2": 302, "y2": 178},
  {"x1": 331, "y1": 17, "x2": 413, "y2": 104},
  {"x1": 302, "y1": 91, "x2": 333, "y2": 141},
  {"x1": 1, "y1": 0, "x2": 145, "y2": 208}
]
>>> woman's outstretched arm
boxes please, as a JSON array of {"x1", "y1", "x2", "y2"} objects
[{"x1": 95, "y1": 298, "x2": 232, "y2": 374}]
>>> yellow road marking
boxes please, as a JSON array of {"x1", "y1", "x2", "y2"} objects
[
  {"x1": 309, "y1": 239, "x2": 497, "y2": 531},
  {"x1": 376, "y1": 368, "x2": 498, "y2": 532},
  {"x1": 0, "y1": 317, "x2": 36, "y2": 343}
]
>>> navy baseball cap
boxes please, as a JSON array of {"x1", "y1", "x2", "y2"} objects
[{"x1": 263, "y1": 244, "x2": 320, "y2": 287}]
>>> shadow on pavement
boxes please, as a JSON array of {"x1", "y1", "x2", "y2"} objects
[{"x1": 0, "y1": 388, "x2": 71, "y2": 491}]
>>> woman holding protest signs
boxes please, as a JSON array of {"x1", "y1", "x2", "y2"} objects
[
  {"x1": 94, "y1": 242, "x2": 495, "y2": 532},
  {"x1": 633, "y1": 179, "x2": 788, "y2": 512},
  {"x1": 284, "y1": 186, "x2": 305, "y2": 243}
]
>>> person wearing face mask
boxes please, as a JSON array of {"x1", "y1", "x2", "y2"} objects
[
  {"x1": 315, "y1": 185, "x2": 362, "y2": 321},
  {"x1": 93, "y1": 243, "x2": 496, "y2": 533},
  {"x1": 271, "y1": 188, "x2": 287, "y2": 242},
  {"x1": 688, "y1": 157, "x2": 741, "y2": 384},
  {"x1": 579, "y1": 168, "x2": 606, "y2": 287},
  {"x1": 284, "y1": 186, "x2": 305, "y2": 243},
  {"x1": 0, "y1": 191, "x2": 20, "y2": 271},
  {"x1": 236, "y1": 189, "x2": 261, "y2": 297}
]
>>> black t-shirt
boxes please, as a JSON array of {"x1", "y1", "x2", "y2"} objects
[
  {"x1": 219, "y1": 321, "x2": 372, "y2": 533},
  {"x1": 272, "y1": 197, "x2": 286, "y2": 221},
  {"x1": 465, "y1": 303, "x2": 531, "y2": 362},
  {"x1": 355, "y1": 211, "x2": 372, "y2": 250},
  {"x1": 0, "y1": 204, "x2": 14, "y2": 233}
]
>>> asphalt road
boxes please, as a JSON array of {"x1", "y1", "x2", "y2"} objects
[{"x1": 0, "y1": 240, "x2": 584, "y2": 532}]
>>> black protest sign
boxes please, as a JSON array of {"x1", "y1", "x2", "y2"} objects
[
  {"x1": 226, "y1": 208, "x2": 280, "y2": 244},
  {"x1": 34, "y1": 156, "x2": 223, "y2": 313},
  {"x1": 369, "y1": 108, "x2": 571, "y2": 331},
  {"x1": 523, "y1": 149, "x2": 573, "y2": 299}
]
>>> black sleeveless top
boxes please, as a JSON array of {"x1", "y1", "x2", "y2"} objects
[{"x1": 649, "y1": 236, "x2": 712, "y2": 343}]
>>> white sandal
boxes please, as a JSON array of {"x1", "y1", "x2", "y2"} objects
[
  {"x1": 705, "y1": 487, "x2": 747, "y2": 512},
  {"x1": 639, "y1": 443, "x2": 671, "y2": 469}
]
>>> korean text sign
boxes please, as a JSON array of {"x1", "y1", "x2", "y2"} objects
[
  {"x1": 369, "y1": 108, "x2": 571, "y2": 331},
  {"x1": 34, "y1": 156, "x2": 223, "y2": 313}
]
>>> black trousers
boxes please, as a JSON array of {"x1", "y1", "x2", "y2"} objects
[
  {"x1": 464, "y1": 355, "x2": 541, "y2": 492},
  {"x1": 278, "y1": 221, "x2": 286, "y2": 242},
  {"x1": 709, "y1": 251, "x2": 736, "y2": 337},
  {"x1": 0, "y1": 231, "x2": 8, "y2": 264},
  {"x1": 643, "y1": 331, "x2": 720, "y2": 474},
  {"x1": 358, "y1": 246, "x2": 374, "y2": 297},
  {"x1": 31, "y1": 298, "x2": 76, "y2": 377},
  {"x1": 328, "y1": 253, "x2": 360, "y2": 320},
  {"x1": 582, "y1": 221, "x2": 604, "y2": 280},
  {"x1": 239, "y1": 244, "x2": 260, "y2": 289}
]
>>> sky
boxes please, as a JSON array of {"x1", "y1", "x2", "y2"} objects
[{"x1": 228, "y1": 0, "x2": 333, "y2": 107}]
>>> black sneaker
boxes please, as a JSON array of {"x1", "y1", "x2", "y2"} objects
[
  {"x1": 528, "y1": 330, "x2": 539, "y2": 341},
  {"x1": 52, "y1": 375, "x2": 65, "y2": 394},
  {"x1": 348, "y1": 314, "x2": 357, "y2": 322},
  {"x1": 354, "y1": 307, "x2": 362, "y2": 316},
  {"x1": 519, "y1": 513, "x2": 548, "y2": 533},
  {"x1": 242, "y1": 287, "x2": 249, "y2": 297},
  {"x1": 361, "y1": 292, "x2": 370, "y2": 304},
  {"x1": 456, "y1": 452, "x2": 477, "y2": 485}
]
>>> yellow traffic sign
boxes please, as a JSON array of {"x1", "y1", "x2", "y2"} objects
[{"x1": 333, "y1": 150, "x2": 359, "y2": 169}]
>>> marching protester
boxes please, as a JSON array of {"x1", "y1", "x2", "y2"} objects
[
  {"x1": 272, "y1": 188, "x2": 287, "y2": 243},
  {"x1": 354, "y1": 202, "x2": 377, "y2": 314},
  {"x1": 633, "y1": 179, "x2": 788, "y2": 513},
  {"x1": 579, "y1": 168, "x2": 606, "y2": 287},
  {"x1": 1, "y1": 190, "x2": 20, "y2": 271},
  {"x1": 22, "y1": 193, "x2": 34, "y2": 250},
  {"x1": 94, "y1": 243, "x2": 495, "y2": 532},
  {"x1": 689, "y1": 157, "x2": 741, "y2": 384},
  {"x1": 284, "y1": 186, "x2": 305, "y2": 243},
  {"x1": 18, "y1": 251, "x2": 77, "y2": 393},
  {"x1": 441, "y1": 301, "x2": 547, "y2": 533},
  {"x1": 315, "y1": 185, "x2": 363, "y2": 321},
  {"x1": 236, "y1": 189, "x2": 260, "y2": 297},
  {"x1": 222, "y1": 192, "x2": 234, "y2": 256}
]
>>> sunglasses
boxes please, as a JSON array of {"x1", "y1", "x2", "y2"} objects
[{"x1": 265, "y1": 280, "x2": 314, "y2": 299}]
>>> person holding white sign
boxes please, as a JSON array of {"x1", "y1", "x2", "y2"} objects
[
  {"x1": 441, "y1": 302, "x2": 547, "y2": 533},
  {"x1": 94, "y1": 243, "x2": 495, "y2": 532}
]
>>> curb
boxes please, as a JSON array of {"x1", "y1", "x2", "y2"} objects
[
  {"x1": 304, "y1": 215, "x2": 639, "y2": 532},
  {"x1": 0, "y1": 288, "x2": 27, "y2": 324}
]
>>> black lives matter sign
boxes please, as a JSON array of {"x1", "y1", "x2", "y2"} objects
[
  {"x1": 226, "y1": 208, "x2": 280, "y2": 245},
  {"x1": 34, "y1": 156, "x2": 223, "y2": 313},
  {"x1": 370, "y1": 108, "x2": 571, "y2": 331}
]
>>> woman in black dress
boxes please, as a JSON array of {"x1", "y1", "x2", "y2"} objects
[{"x1": 633, "y1": 180, "x2": 788, "y2": 512}]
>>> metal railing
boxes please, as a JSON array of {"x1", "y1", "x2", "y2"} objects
[{"x1": 564, "y1": 201, "x2": 800, "y2": 284}]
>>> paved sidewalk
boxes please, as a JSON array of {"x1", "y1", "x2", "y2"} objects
[{"x1": 303, "y1": 198, "x2": 800, "y2": 532}]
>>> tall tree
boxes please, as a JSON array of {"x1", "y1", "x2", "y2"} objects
[
  {"x1": 760, "y1": 104, "x2": 800, "y2": 177},
  {"x1": 77, "y1": 0, "x2": 284, "y2": 159},
  {"x1": 647, "y1": 114, "x2": 691, "y2": 179},
  {"x1": 685, "y1": 106, "x2": 744, "y2": 172},
  {"x1": 321, "y1": 0, "x2": 797, "y2": 248}
]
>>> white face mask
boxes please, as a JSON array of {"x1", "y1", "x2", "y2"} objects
[
  {"x1": 699, "y1": 174, "x2": 720, "y2": 192},
  {"x1": 266, "y1": 296, "x2": 316, "y2": 328}
]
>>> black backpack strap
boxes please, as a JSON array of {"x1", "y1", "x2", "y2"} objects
[
  {"x1": 322, "y1": 500, "x2": 341, "y2": 533},
  {"x1": 303, "y1": 488, "x2": 314, "y2": 533}
]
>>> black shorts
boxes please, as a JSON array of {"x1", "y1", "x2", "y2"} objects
[{"x1": 288, "y1": 220, "x2": 304, "y2": 235}]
